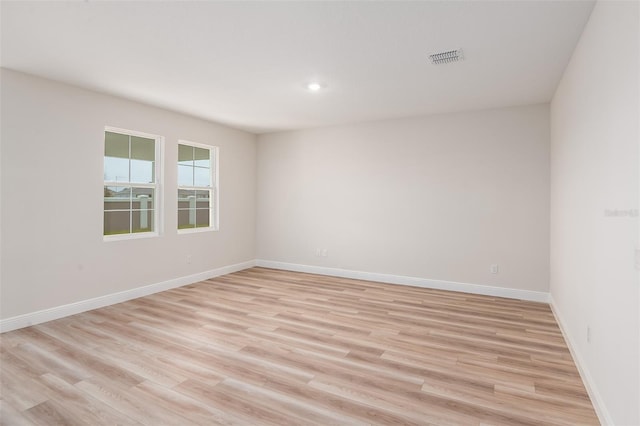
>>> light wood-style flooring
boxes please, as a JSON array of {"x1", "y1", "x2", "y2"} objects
[{"x1": 1, "y1": 267, "x2": 598, "y2": 425}]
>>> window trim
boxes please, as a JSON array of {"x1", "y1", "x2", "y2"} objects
[
  {"x1": 103, "y1": 126, "x2": 164, "y2": 241},
  {"x1": 177, "y1": 140, "x2": 219, "y2": 234}
]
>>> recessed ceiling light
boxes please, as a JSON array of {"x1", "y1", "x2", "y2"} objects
[{"x1": 307, "y1": 82, "x2": 322, "y2": 92}]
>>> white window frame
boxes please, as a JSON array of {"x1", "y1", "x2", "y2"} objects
[
  {"x1": 177, "y1": 140, "x2": 219, "y2": 234},
  {"x1": 103, "y1": 126, "x2": 164, "y2": 241}
]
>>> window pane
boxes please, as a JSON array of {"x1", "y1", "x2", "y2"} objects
[
  {"x1": 132, "y1": 187, "x2": 155, "y2": 210},
  {"x1": 130, "y1": 137, "x2": 155, "y2": 183},
  {"x1": 105, "y1": 132, "x2": 130, "y2": 182},
  {"x1": 104, "y1": 156, "x2": 129, "y2": 182},
  {"x1": 195, "y1": 209, "x2": 210, "y2": 228},
  {"x1": 104, "y1": 210, "x2": 130, "y2": 235},
  {"x1": 178, "y1": 144, "x2": 193, "y2": 166},
  {"x1": 178, "y1": 209, "x2": 194, "y2": 229},
  {"x1": 131, "y1": 136, "x2": 155, "y2": 161},
  {"x1": 194, "y1": 167, "x2": 210, "y2": 187},
  {"x1": 104, "y1": 186, "x2": 130, "y2": 210},
  {"x1": 130, "y1": 159, "x2": 154, "y2": 183},
  {"x1": 194, "y1": 147, "x2": 210, "y2": 168},
  {"x1": 105, "y1": 132, "x2": 129, "y2": 158},
  {"x1": 195, "y1": 190, "x2": 210, "y2": 209},
  {"x1": 178, "y1": 189, "x2": 195, "y2": 209},
  {"x1": 132, "y1": 209, "x2": 154, "y2": 233},
  {"x1": 178, "y1": 165, "x2": 194, "y2": 187}
]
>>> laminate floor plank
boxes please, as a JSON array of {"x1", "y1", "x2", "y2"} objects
[
  {"x1": 0, "y1": 399, "x2": 33, "y2": 426},
  {"x1": 0, "y1": 267, "x2": 598, "y2": 425}
]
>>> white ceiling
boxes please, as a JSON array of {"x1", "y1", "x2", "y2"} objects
[{"x1": 1, "y1": 1, "x2": 594, "y2": 134}]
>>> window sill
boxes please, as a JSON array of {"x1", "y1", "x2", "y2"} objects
[
  {"x1": 103, "y1": 232, "x2": 159, "y2": 242},
  {"x1": 177, "y1": 227, "x2": 217, "y2": 235}
]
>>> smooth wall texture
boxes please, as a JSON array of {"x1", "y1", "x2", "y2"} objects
[
  {"x1": 257, "y1": 104, "x2": 550, "y2": 293},
  {"x1": 0, "y1": 69, "x2": 257, "y2": 320},
  {"x1": 550, "y1": 1, "x2": 639, "y2": 424}
]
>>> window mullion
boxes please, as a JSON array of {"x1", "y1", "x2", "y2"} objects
[
  {"x1": 178, "y1": 185, "x2": 208, "y2": 191},
  {"x1": 128, "y1": 135, "x2": 132, "y2": 186},
  {"x1": 129, "y1": 183, "x2": 133, "y2": 233},
  {"x1": 105, "y1": 182, "x2": 157, "y2": 189}
]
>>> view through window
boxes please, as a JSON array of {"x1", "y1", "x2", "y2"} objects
[
  {"x1": 103, "y1": 129, "x2": 159, "y2": 237},
  {"x1": 178, "y1": 142, "x2": 217, "y2": 231}
]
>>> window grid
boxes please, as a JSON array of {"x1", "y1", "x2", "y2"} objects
[
  {"x1": 103, "y1": 127, "x2": 161, "y2": 239},
  {"x1": 177, "y1": 142, "x2": 218, "y2": 232}
]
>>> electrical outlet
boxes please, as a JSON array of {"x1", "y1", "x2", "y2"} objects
[
  {"x1": 587, "y1": 326, "x2": 591, "y2": 343},
  {"x1": 490, "y1": 264, "x2": 499, "y2": 274},
  {"x1": 186, "y1": 254, "x2": 192, "y2": 264},
  {"x1": 315, "y1": 248, "x2": 328, "y2": 257}
]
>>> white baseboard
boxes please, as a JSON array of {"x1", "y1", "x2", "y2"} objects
[
  {"x1": 0, "y1": 259, "x2": 549, "y2": 333},
  {"x1": 0, "y1": 260, "x2": 255, "y2": 333},
  {"x1": 548, "y1": 294, "x2": 612, "y2": 426},
  {"x1": 255, "y1": 259, "x2": 549, "y2": 303}
]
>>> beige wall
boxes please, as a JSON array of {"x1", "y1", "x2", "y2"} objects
[
  {"x1": 550, "y1": 1, "x2": 639, "y2": 424},
  {"x1": 0, "y1": 69, "x2": 257, "y2": 319},
  {"x1": 257, "y1": 104, "x2": 550, "y2": 293}
]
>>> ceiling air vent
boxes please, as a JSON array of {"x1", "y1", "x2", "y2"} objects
[{"x1": 429, "y1": 49, "x2": 463, "y2": 65}]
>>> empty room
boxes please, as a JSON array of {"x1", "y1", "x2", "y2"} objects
[{"x1": 0, "y1": 1, "x2": 638, "y2": 425}]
